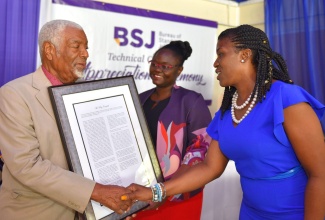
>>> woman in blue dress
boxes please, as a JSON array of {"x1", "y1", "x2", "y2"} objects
[{"x1": 124, "y1": 24, "x2": 325, "y2": 219}]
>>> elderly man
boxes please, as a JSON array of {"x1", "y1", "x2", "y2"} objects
[{"x1": 0, "y1": 20, "x2": 132, "y2": 220}]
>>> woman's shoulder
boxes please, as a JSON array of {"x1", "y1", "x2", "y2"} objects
[
  {"x1": 139, "y1": 87, "x2": 154, "y2": 97},
  {"x1": 172, "y1": 86, "x2": 209, "y2": 110},
  {"x1": 270, "y1": 80, "x2": 312, "y2": 102},
  {"x1": 271, "y1": 80, "x2": 299, "y2": 91},
  {"x1": 173, "y1": 85, "x2": 203, "y2": 98},
  {"x1": 270, "y1": 80, "x2": 324, "y2": 114}
]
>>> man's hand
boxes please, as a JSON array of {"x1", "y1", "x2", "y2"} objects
[{"x1": 91, "y1": 183, "x2": 133, "y2": 214}]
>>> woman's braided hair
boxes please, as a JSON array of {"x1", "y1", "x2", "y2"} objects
[
  {"x1": 154, "y1": 40, "x2": 192, "y2": 66},
  {"x1": 219, "y1": 24, "x2": 293, "y2": 117}
]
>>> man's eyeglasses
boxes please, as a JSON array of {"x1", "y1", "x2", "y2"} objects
[{"x1": 148, "y1": 61, "x2": 179, "y2": 71}]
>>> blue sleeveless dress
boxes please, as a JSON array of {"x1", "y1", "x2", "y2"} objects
[{"x1": 207, "y1": 81, "x2": 325, "y2": 219}]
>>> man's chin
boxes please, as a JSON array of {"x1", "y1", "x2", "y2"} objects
[{"x1": 74, "y1": 70, "x2": 85, "y2": 79}]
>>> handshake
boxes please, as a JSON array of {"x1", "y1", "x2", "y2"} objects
[{"x1": 91, "y1": 182, "x2": 167, "y2": 218}]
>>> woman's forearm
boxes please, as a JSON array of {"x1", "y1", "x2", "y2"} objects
[{"x1": 304, "y1": 176, "x2": 325, "y2": 219}]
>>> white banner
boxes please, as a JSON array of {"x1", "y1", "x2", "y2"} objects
[{"x1": 39, "y1": 0, "x2": 217, "y2": 103}]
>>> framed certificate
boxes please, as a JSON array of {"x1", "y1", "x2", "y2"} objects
[{"x1": 48, "y1": 76, "x2": 163, "y2": 220}]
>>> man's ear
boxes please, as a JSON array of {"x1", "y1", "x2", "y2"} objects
[
  {"x1": 43, "y1": 42, "x2": 55, "y2": 60},
  {"x1": 241, "y1": 48, "x2": 252, "y2": 62}
]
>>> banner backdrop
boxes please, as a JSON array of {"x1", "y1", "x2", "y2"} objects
[{"x1": 40, "y1": 0, "x2": 217, "y2": 103}]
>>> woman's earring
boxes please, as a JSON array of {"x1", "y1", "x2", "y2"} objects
[{"x1": 241, "y1": 59, "x2": 245, "y2": 63}]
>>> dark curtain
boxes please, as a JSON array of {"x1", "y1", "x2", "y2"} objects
[
  {"x1": 0, "y1": 0, "x2": 41, "y2": 87},
  {"x1": 265, "y1": 0, "x2": 325, "y2": 105}
]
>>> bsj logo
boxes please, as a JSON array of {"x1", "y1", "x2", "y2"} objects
[{"x1": 114, "y1": 27, "x2": 155, "y2": 48}]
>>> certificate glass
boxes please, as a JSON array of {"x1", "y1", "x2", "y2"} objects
[{"x1": 48, "y1": 76, "x2": 163, "y2": 220}]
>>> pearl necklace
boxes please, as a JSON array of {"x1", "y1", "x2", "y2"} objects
[
  {"x1": 231, "y1": 91, "x2": 257, "y2": 124},
  {"x1": 232, "y1": 92, "x2": 252, "y2": 109}
]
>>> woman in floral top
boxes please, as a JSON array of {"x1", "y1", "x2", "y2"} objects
[{"x1": 135, "y1": 41, "x2": 212, "y2": 220}]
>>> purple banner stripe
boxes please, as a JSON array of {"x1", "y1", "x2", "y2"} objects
[{"x1": 52, "y1": 0, "x2": 218, "y2": 28}]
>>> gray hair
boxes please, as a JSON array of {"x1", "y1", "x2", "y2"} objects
[{"x1": 38, "y1": 20, "x2": 83, "y2": 55}]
